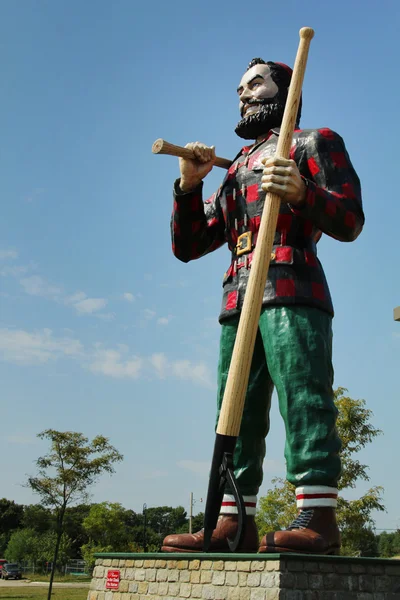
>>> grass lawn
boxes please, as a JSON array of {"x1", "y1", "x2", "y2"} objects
[{"x1": 0, "y1": 588, "x2": 88, "y2": 599}]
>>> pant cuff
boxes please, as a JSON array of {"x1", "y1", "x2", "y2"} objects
[
  {"x1": 296, "y1": 485, "x2": 338, "y2": 508},
  {"x1": 220, "y1": 494, "x2": 257, "y2": 516}
]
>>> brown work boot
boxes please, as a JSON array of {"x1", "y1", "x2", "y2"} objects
[
  {"x1": 161, "y1": 515, "x2": 259, "y2": 553},
  {"x1": 259, "y1": 508, "x2": 340, "y2": 555}
]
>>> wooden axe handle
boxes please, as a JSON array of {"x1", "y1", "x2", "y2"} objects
[
  {"x1": 216, "y1": 27, "x2": 315, "y2": 437},
  {"x1": 152, "y1": 138, "x2": 232, "y2": 170}
]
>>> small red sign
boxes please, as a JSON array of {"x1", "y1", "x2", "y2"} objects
[{"x1": 106, "y1": 569, "x2": 120, "y2": 590}]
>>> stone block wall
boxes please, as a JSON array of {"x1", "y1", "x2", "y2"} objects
[{"x1": 87, "y1": 553, "x2": 400, "y2": 599}]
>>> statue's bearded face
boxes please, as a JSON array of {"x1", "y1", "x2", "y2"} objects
[{"x1": 235, "y1": 63, "x2": 286, "y2": 140}]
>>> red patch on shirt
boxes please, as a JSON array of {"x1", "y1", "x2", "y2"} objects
[
  {"x1": 226, "y1": 193, "x2": 235, "y2": 214},
  {"x1": 342, "y1": 182, "x2": 355, "y2": 198},
  {"x1": 325, "y1": 201, "x2": 337, "y2": 217},
  {"x1": 308, "y1": 157, "x2": 320, "y2": 177},
  {"x1": 275, "y1": 247, "x2": 293, "y2": 263},
  {"x1": 331, "y1": 152, "x2": 347, "y2": 168},
  {"x1": 276, "y1": 214, "x2": 292, "y2": 232},
  {"x1": 318, "y1": 128, "x2": 335, "y2": 139},
  {"x1": 227, "y1": 164, "x2": 237, "y2": 179},
  {"x1": 312, "y1": 283, "x2": 325, "y2": 301},
  {"x1": 345, "y1": 211, "x2": 356, "y2": 229},
  {"x1": 249, "y1": 215, "x2": 261, "y2": 231},
  {"x1": 276, "y1": 279, "x2": 295, "y2": 297},
  {"x1": 225, "y1": 291, "x2": 238, "y2": 310},
  {"x1": 246, "y1": 184, "x2": 259, "y2": 203}
]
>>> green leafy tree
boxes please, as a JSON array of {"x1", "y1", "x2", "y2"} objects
[
  {"x1": 256, "y1": 387, "x2": 384, "y2": 556},
  {"x1": 22, "y1": 504, "x2": 54, "y2": 534},
  {"x1": 5, "y1": 528, "x2": 40, "y2": 564},
  {"x1": 27, "y1": 430, "x2": 122, "y2": 600},
  {"x1": 377, "y1": 530, "x2": 400, "y2": 558},
  {"x1": 63, "y1": 504, "x2": 91, "y2": 558},
  {"x1": 0, "y1": 499, "x2": 24, "y2": 554},
  {"x1": 36, "y1": 531, "x2": 73, "y2": 566},
  {"x1": 82, "y1": 502, "x2": 130, "y2": 549},
  {"x1": 145, "y1": 506, "x2": 187, "y2": 539}
]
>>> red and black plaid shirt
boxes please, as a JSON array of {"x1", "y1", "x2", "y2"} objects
[{"x1": 171, "y1": 128, "x2": 364, "y2": 322}]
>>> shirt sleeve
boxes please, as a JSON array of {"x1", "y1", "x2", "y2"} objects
[
  {"x1": 171, "y1": 179, "x2": 226, "y2": 263},
  {"x1": 292, "y1": 128, "x2": 365, "y2": 242}
]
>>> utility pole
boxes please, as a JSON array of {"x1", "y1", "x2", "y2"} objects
[
  {"x1": 189, "y1": 493, "x2": 203, "y2": 533},
  {"x1": 189, "y1": 492, "x2": 193, "y2": 534},
  {"x1": 143, "y1": 503, "x2": 147, "y2": 552}
]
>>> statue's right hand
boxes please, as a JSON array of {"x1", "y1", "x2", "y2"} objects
[{"x1": 179, "y1": 142, "x2": 216, "y2": 192}]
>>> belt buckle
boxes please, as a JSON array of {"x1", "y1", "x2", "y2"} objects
[{"x1": 236, "y1": 231, "x2": 252, "y2": 256}]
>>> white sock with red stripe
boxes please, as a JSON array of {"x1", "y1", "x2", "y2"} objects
[
  {"x1": 295, "y1": 485, "x2": 338, "y2": 508},
  {"x1": 220, "y1": 494, "x2": 257, "y2": 516}
]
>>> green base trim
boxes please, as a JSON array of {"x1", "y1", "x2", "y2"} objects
[{"x1": 93, "y1": 551, "x2": 400, "y2": 565}]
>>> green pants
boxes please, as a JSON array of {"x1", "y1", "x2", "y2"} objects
[{"x1": 216, "y1": 305, "x2": 341, "y2": 496}]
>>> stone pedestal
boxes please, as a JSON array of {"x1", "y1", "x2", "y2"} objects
[{"x1": 88, "y1": 552, "x2": 400, "y2": 599}]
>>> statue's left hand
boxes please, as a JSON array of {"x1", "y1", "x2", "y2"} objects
[{"x1": 261, "y1": 156, "x2": 307, "y2": 207}]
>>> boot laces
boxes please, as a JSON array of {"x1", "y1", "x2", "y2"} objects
[{"x1": 287, "y1": 509, "x2": 314, "y2": 530}]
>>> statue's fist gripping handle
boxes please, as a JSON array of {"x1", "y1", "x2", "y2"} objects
[{"x1": 152, "y1": 138, "x2": 232, "y2": 170}]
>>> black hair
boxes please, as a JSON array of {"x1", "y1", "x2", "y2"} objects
[{"x1": 246, "y1": 58, "x2": 302, "y2": 126}]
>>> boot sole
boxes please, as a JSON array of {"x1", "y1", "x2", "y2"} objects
[{"x1": 258, "y1": 545, "x2": 340, "y2": 555}]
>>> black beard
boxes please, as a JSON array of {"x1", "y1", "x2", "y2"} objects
[{"x1": 235, "y1": 97, "x2": 286, "y2": 140}]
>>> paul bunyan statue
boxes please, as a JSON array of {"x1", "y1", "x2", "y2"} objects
[{"x1": 161, "y1": 57, "x2": 364, "y2": 554}]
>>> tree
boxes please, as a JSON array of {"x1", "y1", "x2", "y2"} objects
[
  {"x1": 22, "y1": 504, "x2": 54, "y2": 534},
  {"x1": 0, "y1": 499, "x2": 24, "y2": 554},
  {"x1": 5, "y1": 528, "x2": 40, "y2": 564},
  {"x1": 27, "y1": 430, "x2": 123, "y2": 600},
  {"x1": 256, "y1": 387, "x2": 384, "y2": 556},
  {"x1": 82, "y1": 502, "x2": 131, "y2": 549},
  {"x1": 378, "y1": 531, "x2": 400, "y2": 558},
  {"x1": 63, "y1": 504, "x2": 91, "y2": 558}
]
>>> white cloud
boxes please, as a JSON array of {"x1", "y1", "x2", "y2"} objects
[
  {"x1": 0, "y1": 265, "x2": 29, "y2": 277},
  {"x1": 172, "y1": 359, "x2": 214, "y2": 389},
  {"x1": 0, "y1": 249, "x2": 18, "y2": 260},
  {"x1": 65, "y1": 292, "x2": 87, "y2": 305},
  {"x1": 150, "y1": 353, "x2": 168, "y2": 378},
  {"x1": 142, "y1": 309, "x2": 156, "y2": 320},
  {"x1": 95, "y1": 312, "x2": 115, "y2": 322},
  {"x1": 88, "y1": 348, "x2": 143, "y2": 379},
  {"x1": 20, "y1": 275, "x2": 62, "y2": 298},
  {"x1": 123, "y1": 293, "x2": 135, "y2": 302},
  {"x1": 157, "y1": 316, "x2": 173, "y2": 326},
  {"x1": 0, "y1": 328, "x2": 213, "y2": 390},
  {"x1": 65, "y1": 292, "x2": 108, "y2": 316},
  {"x1": 177, "y1": 460, "x2": 210, "y2": 477},
  {"x1": 149, "y1": 352, "x2": 214, "y2": 389},
  {"x1": 0, "y1": 328, "x2": 83, "y2": 365},
  {"x1": 73, "y1": 298, "x2": 107, "y2": 315}
]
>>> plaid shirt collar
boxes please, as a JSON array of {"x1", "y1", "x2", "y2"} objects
[{"x1": 239, "y1": 128, "x2": 280, "y2": 159}]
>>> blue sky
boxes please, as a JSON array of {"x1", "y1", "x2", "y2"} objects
[{"x1": 1, "y1": 0, "x2": 399, "y2": 534}]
